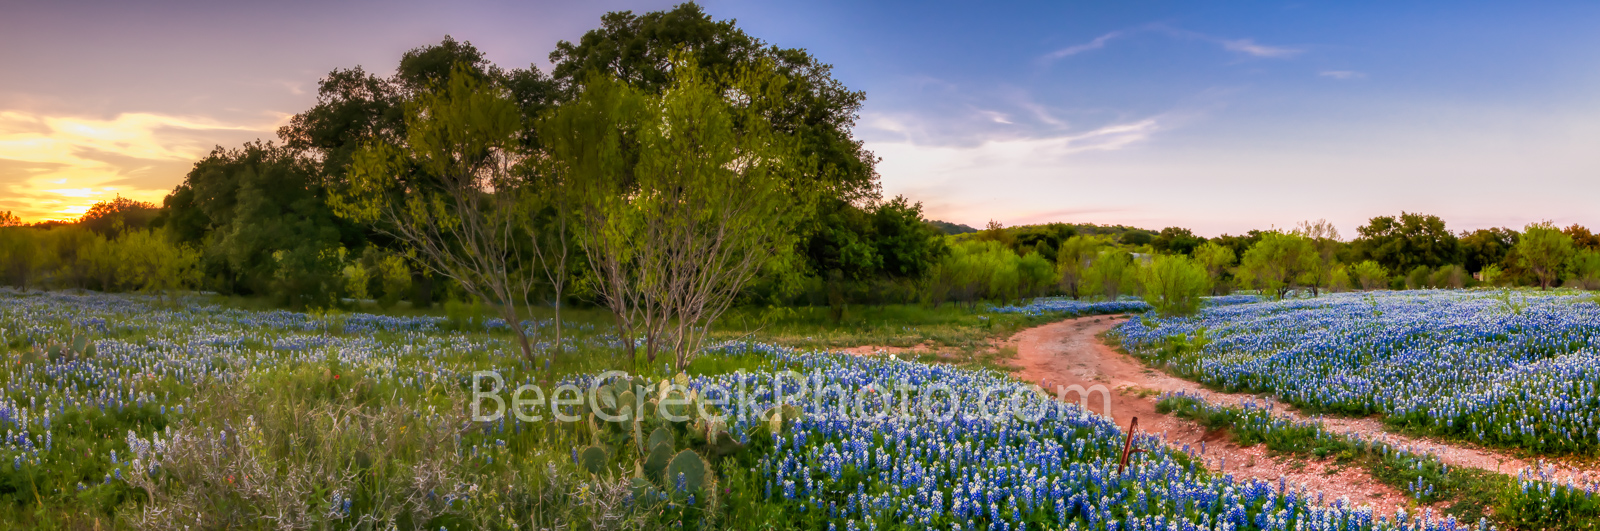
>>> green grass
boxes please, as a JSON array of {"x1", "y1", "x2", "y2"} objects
[
  {"x1": 208, "y1": 294, "x2": 1101, "y2": 373},
  {"x1": 711, "y1": 303, "x2": 1080, "y2": 362}
]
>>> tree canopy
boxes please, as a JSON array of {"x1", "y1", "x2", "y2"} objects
[{"x1": 1353, "y1": 212, "x2": 1461, "y2": 273}]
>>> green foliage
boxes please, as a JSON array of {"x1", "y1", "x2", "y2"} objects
[
  {"x1": 1460, "y1": 227, "x2": 1519, "y2": 274},
  {"x1": 1237, "y1": 231, "x2": 1314, "y2": 299},
  {"x1": 663, "y1": 450, "x2": 711, "y2": 500},
  {"x1": 1405, "y1": 265, "x2": 1432, "y2": 289},
  {"x1": 1351, "y1": 260, "x2": 1389, "y2": 290},
  {"x1": 928, "y1": 220, "x2": 977, "y2": 235},
  {"x1": 1353, "y1": 211, "x2": 1461, "y2": 273},
  {"x1": 1192, "y1": 241, "x2": 1237, "y2": 295},
  {"x1": 1567, "y1": 249, "x2": 1600, "y2": 290},
  {"x1": 1293, "y1": 219, "x2": 1345, "y2": 296},
  {"x1": 0, "y1": 226, "x2": 201, "y2": 295},
  {"x1": 1014, "y1": 251, "x2": 1056, "y2": 300},
  {"x1": 339, "y1": 63, "x2": 553, "y2": 361},
  {"x1": 1329, "y1": 264, "x2": 1352, "y2": 292},
  {"x1": 1151, "y1": 226, "x2": 1205, "y2": 256},
  {"x1": 164, "y1": 142, "x2": 361, "y2": 307},
  {"x1": 1055, "y1": 235, "x2": 1104, "y2": 299},
  {"x1": 799, "y1": 197, "x2": 947, "y2": 311},
  {"x1": 77, "y1": 196, "x2": 160, "y2": 240},
  {"x1": 578, "y1": 445, "x2": 611, "y2": 475},
  {"x1": 1084, "y1": 248, "x2": 1134, "y2": 300},
  {"x1": 549, "y1": 4, "x2": 876, "y2": 204},
  {"x1": 1430, "y1": 264, "x2": 1468, "y2": 289},
  {"x1": 0, "y1": 227, "x2": 48, "y2": 289},
  {"x1": 1517, "y1": 221, "x2": 1576, "y2": 289},
  {"x1": 1138, "y1": 254, "x2": 1211, "y2": 316},
  {"x1": 927, "y1": 240, "x2": 1032, "y2": 306}
]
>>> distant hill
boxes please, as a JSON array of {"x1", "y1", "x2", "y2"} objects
[{"x1": 929, "y1": 220, "x2": 978, "y2": 235}]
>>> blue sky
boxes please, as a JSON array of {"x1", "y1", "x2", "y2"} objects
[{"x1": 3, "y1": 1, "x2": 1597, "y2": 236}]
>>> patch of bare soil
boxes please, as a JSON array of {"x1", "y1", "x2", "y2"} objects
[
  {"x1": 1007, "y1": 316, "x2": 1419, "y2": 515},
  {"x1": 1005, "y1": 315, "x2": 1600, "y2": 517}
]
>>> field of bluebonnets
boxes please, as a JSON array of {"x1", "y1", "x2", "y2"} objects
[
  {"x1": 1114, "y1": 290, "x2": 1600, "y2": 455},
  {"x1": 0, "y1": 287, "x2": 1577, "y2": 529}
]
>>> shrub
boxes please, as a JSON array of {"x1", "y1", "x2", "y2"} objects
[
  {"x1": 1567, "y1": 250, "x2": 1600, "y2": 290},
  {"x1": 1405, "y1": 265, "x2": 1432, "y2": 289},
  {"x1": 1430, "y1": 264, "x2": 1467, "y2": 289},
  {"x1": 1138, "y1": 255, "x2": 1210, "y2": 316}
]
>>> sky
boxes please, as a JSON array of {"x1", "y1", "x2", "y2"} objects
[{"x1": 3, "y1": 1, "x2": 1597, "y2": 237}]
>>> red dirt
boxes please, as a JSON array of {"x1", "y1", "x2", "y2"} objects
[
  {"x1": 1008, "y1": 315, "x2": 1418, "y2": 516},
  {"x1": 842, "y1": 314, "x2": 1600, "y2": 516}
]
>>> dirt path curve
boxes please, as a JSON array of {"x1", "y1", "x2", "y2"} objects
[
  {"x1": 1005, "y1": 314, "x2": 1587, "y2": 516},
  {"x1": 1007, "y1": 315, "x2": 1415, "y2": 515}
]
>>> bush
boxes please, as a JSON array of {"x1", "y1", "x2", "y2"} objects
[
  {"x1": 1084, "y1": 248, "x2": 1134, "y2": 300},
  {"x1": 1138, "y1": 255, "x2": 1210, "y2": 316},
  {"x1": 1567, "y1": 250, "x2": 1600, "y2": 290},
  {"x1": 1430, "y1": 264, "x2": 1467, "y2": 289},
  {"x1": 1329, "y1": 264, "x2": 1352, "y2": 292},
  {"x1": 1405, "y1": 265, "x2": 1432, "y2": 289}
]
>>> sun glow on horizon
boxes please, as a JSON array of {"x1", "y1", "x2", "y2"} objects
[{"x1": 0, "y1": 110, "x2": 280, "y2": 223}]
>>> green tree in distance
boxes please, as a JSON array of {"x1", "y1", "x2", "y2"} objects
[
  {"x1": 1354, "y1": 212, "x2": 1460, "y2": 273},
  {"x1": 1568, "y1": 249, "x2": 1600, "y2": 290},
  {"x1": 1192, "y1": 241, "x2": 1236, "y2": 295},
  {"x1": 1152, "y1": 226, "x2": 1205, "y2": 256},
  {"x1": 1238, "y1": 231, "x2": 1315, "y2": 300},
  {"x1": 1460, "y1": 227, "x2": 1519, "y2": 274},
  {"x1": 1515, "y1": 221, "x2": 1575, "y2": 290},
  {"x1": 1139, "y1": 254, "x2": 1211, "y2": 316},
  {"x1": 1294, "y1": 219, "x2": 1344, "y2": 297},
  {"x1": 1085, "y1": 248, "x2": 1133, "y2": 300},
  {"x1": 1055, "y1": 235, "x2": 1103, "y2": 299},
  {"x1": 1351, "y1": 260, "x2": 1389, "y2": 291},
  {"x1": 78, "y1": 196, "x2": 159, "y2": 239}
]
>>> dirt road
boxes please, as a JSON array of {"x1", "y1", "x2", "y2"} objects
[
  {"x1": 1009, "y1": 314, "x2": 1598, "y2": 480},
  {"x1": 1007, "y1": 315, "x2": 1422, "y2": 514}
]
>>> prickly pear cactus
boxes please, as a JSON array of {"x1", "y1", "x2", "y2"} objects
[
  {"x1": 643, "y1": 441, "x2": 674, "y2": 482},
  {"x1": 663, "y1": 449, "x2": 710, "y2": 501},
  {"x1": 631, "y1": 418, "x2": 645, "y2": 455},
  {"x1": 629, "y1": 477, "x2": 663, "y2": 503},
  {"x1": 647, "y1": 426, "x2": 673, "y2": 451},
  {"x1": 577, "y1": 445, "x2": 610, "y2": 475}
]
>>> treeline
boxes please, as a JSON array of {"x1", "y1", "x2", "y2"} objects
[
  {"x1": 921, "y1": 213, "x2": 1600, "y2": 310},
  {"x1": 0, "y1": 198, "x2": 200, "y2": 294}
]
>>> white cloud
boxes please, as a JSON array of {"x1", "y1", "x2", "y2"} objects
[
  {"x1": 1041, "y1": 25, "x2": 1301, "y2": 65},
  {"x1": 1319, "y1": 70, "x2": 1367, "y2": 80},
  {"x1": 1220, "y1": 38, "x2": 1302, "y2": 58},
  {"x1": 867, "y1": 118, "x2": 1163, "y2": 225},
  {"x1": 1041, "y1": 31, "x2": 1123, "y2": 61}
]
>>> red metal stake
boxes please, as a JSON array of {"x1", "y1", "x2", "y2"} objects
[{"x1": 1118, "y1": 416, "x2": 1145, "y2": 475}]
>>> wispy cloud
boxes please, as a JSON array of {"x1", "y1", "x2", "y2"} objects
[
  {"x1": 974, "y1": 109, "x2": 1014, "y2": 125},
  {"x1": 1041, "y1": 25, "x2": 1302, "y2": 64},
  {"x1": 1220, "y1": 38, "x2": 1302, "y2": 58},
  {"x1": 1041, "y1": 31, "x2": 1123, "y2": 61},
  {"x1": 867, "y1": 118, "x2": 1163, "y2": 227},
  {"x1": 0, "y1": 111, "x2": 275, "y2": 221},
  {"x1": 1319, "y1": 70, "x2": 1366, "y2": 80}
]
